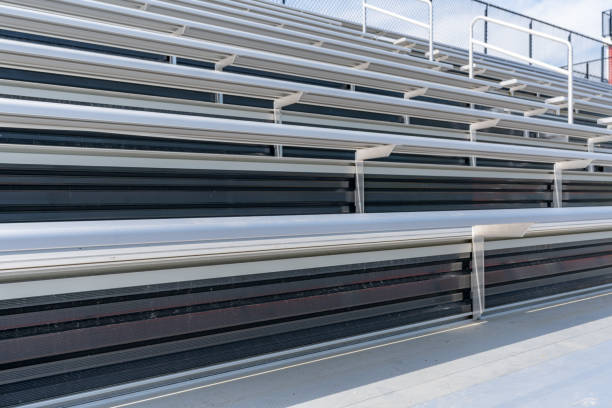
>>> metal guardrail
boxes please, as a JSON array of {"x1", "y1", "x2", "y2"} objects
[
  {"x1": 469, "y1": 16, "x2": 574, "y2": 124},
  {"x1": 362, "y1": 0, "x2": 433, "y2": 61}
]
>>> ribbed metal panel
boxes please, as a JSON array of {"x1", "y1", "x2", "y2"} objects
[
  {"x1": 0, "y1": 164, "x2": 354, "y2": 222},
  {"x1": 365, "y1": 175, "x2": 552, "y2": 211},
  {"x1": 3, "y1": 235, "x2": 612, "y2": 405},
  {"x1": 6, "y1": 166, "x2": 612, "y2": 222},
  {"x1": 0, "y1": 254, "x2": 469, "y2": 405}
]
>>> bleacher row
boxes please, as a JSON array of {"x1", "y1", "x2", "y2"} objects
[{"x1": 3, "y1": 0, "x2": 612, "y2": 406}]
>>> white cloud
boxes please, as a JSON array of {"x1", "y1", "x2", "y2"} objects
[{"x1": 492, "y1": 0, "x2": 608, "y2": 39}]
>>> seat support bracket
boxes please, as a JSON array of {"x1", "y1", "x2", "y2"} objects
[
  {"x1": 354, "y1": 145, "x2": 395, "y2": 213},
  {"x1": 587, "y1": 136, "x2": 612, "y2": 172},
  {"x1": 553, "y1": 159, "x2": 593, "y2": 207},
  {"x1": 273, "y1": 92, "x2": 303, "y2": 157},
  {"x1": 469, "y1": 118, "x2": 500, "y2": 166},
  {"x1": 471, "y1": 223, "x2": 532, "y2": 320}
]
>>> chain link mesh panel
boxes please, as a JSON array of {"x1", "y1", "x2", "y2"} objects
[{"x1": 278, "y1": 0, "x2": 609, "y2": 83}]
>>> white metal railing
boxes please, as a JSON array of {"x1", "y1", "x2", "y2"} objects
[
  {"x1": 469, "y1": 16, "x2": 574, "y2": 124},
  {"x1": 362, "y1": 0, "x2": 433, "y2": 61}
]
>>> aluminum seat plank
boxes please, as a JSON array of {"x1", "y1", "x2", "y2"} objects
[
  {"x1": 1, "y1": 0, "x2": 447, "y2": 70},
  {"x1": 0, "y1": 98, "x2": 612, "y2": 162},
  {"x1": 0, "y1": 3, "x2": 495, "y2": 93}
]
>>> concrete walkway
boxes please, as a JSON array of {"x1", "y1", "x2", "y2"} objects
[{"x1": 114, "y1": 291, "x2": 612, "y2": 408}]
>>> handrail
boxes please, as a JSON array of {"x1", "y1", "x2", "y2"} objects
[
  {"x1": 362, "y1": 0, "x2": 433, "y2": 61},
  {"x1": 469, "y1": 16, "x2": 574, "y2": 124}
]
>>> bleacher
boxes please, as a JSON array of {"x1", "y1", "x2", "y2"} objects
[{"x1": 2, "y1": 0, "x2": 612, "y2": 406}]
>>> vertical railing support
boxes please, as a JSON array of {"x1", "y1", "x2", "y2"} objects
[
  {"x1": 601, "y1": 46, "x2": 605, "y2": 83},
  {"x1": 528, "y1": 19, "x2": 533, "y2": 62},
  {"x1": 483, "y1": 4, "x2": 488, "y2": 55},
  {"x1": 362, "y1": 0, "x2": 367, "y2": 34}
]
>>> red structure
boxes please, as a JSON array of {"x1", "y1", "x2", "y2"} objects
[{"x1": 609, "y1": 45, "x2": 612, "y2": 84}]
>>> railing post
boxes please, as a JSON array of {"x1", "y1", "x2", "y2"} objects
[
  {"x1": 568, "y1": 41, "x2": 573, "y2": 124},
  {"x1": 427, "y1": 0, "x2": 433, "y2": 62},
  {"x1": 586, "y1": 62, "x2": 589, "y2": 79},
  {"x1": 483, "y1": 4, "x2": 488, "y2": 55},
  {"x1": 362, "y1": 0, "x2": 367, "y2": 34},
  {"x1": 468, "y1": 23, "x2": 474, "y2": 79},
  {"x1": 601, "y1": 46, "x2": 605, "y2": 82},
  {"x1": 528, "y1": 19, "x2": 533, "y2": 63}
]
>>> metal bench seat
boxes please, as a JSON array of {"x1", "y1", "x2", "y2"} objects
[
  {"x1": 1, "y1": 97, "x2": 612, "y2": 159},
  {"x1": 1, "y1": 0, "x2": 447, "y2": 71},
  {"x1": 0, "y1": 39, "x2": 561, "y2": 121}
]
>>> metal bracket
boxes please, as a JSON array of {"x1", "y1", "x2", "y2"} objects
[
  {"x1": 166, "y1": 25, "x2": 187, "y2": 66},
  {"x1": 347, "y1": 62, "x2": 370, "y2": 91},
  {"x1": 353, "y1": 61, "x2": 371, "y2": 70},
  {"x1": 354, "y1": 145, "x2": 395, "y2": 213},
  {"x1": 426, "y1": 49, "x2": 447, "y2": 62},
  {"x1": 274, "y1": 145, "x2": 283, "y2": 158},
  {"x1": 597, "y1": 117, "x2": 612, "y2": 129},
  {"x1": 272, "y1": 92, "x2": 303, "y2": 157},
  {"x1": 545, "y1": 95, "x2": 569, "y2": 109},
  {"x1": 172, "y1": 25, "x2": 187, "y2": 36},
  {"x1": 273, "y1": 92, "x2": 303, "y2": 113},
  {"x1": 582, "y1": 93, "x2": 603, "y2": 103},
  {"x1": 403, "y1": 88, "x2": 428, "y2": 99},
  {"x1": 471, "y1": 223, "x2": 532, "y2": 320},
  {"x1": 403, "y1": 88, "x2": 427, "y2": 124},
  {"x1": 587, "y1": 136, "x2": 612, "y2": 172},
  {"x1": 393, "y1": 37, "x2": 416, "y2": 48},
  {"x1": 215, "y1": 55, "x2": 237, "y2": 72},
  {"x1": 213, "y1": 55, "x2": 237, "y2": 105},
  {"x1": 499, "y1": 79, "x2": 527, "y2": 95},
  {"x1": 470, "y1": 118, "x2": 500, "y2": 133},
  {"x1": 472, "y1": 85, "x2": 490, "y2": 92},
  {"x1": 523, "y1": 107, "x2": 549, "y2": 117},
  {"x1": 469, "y1": 119, "x2": 499, "y2": 167},
  {"x1": 461, "y1": 64, "x2": 486, "y2": 76},
  {"x1": 553, "y1": 159, "x2": 592, "y2": 207}
]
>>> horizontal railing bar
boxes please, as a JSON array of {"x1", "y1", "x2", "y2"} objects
[
  {"x1": 364, "y1": 3, "x2": 429, "y2": 29},
  {"x1": 472, "y1": 40, "x2": 568, "y2": 76}
]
